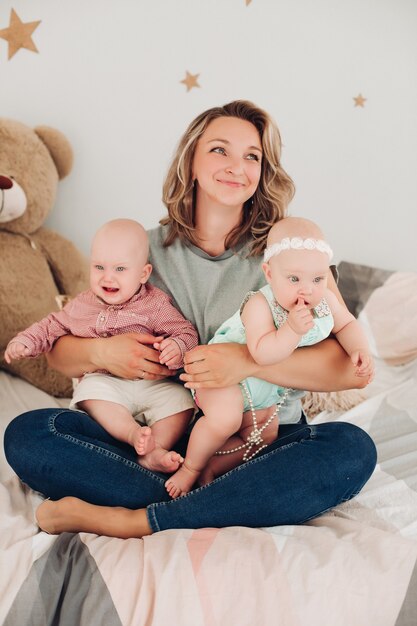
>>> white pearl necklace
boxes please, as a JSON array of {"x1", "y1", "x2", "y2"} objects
[{"x1": 215, "y1": 381, "x2": 291, "y2": 462}]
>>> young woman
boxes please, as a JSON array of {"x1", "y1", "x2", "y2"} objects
[{"x1": 4, "y1": 100, "x2": 377, "y2": 538}]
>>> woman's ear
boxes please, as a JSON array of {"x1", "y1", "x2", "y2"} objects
[
  {"x1": 262, "y1": 262, "x2": 272, "y2": 284},
  {"x1": 140, "y1": 263, "x2": 153, "y2": 284}
]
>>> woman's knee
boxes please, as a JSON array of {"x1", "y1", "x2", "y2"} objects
[
  {"x1": 5, "y1": 409, "x2": 43, "y2": 446},
  {"x1": 4, "y1": 410, "x2": 45, "y2": 473},
  {"x1": 324, "y1": 421, "x2": 377, "y2": 486}
]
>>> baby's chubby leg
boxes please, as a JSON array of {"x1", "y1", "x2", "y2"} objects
[
  {"x1": 139, "y1": 409, "x2": 193, "y2": 474},
  {"x1": 198, "y1": 432, "x2": 247, "y2": 485},
  {"x1": 200, "y1": 404, "x2": 280, "y2": 484},
  {"x1": 165, "y1": 386, "x2": 244, "y2": 498},
  {"x1": 79, "y1": 400, "x2": 155, "y2": 456}
]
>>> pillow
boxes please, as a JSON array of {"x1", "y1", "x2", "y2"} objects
[
  {"x1": 337, "y1": 261, "x2": 394, "y2": 317},
  {"x1": 303, "y1": 261, "x2": 417, "y2": 419},
  {"x1": 338, "y1": 261, "x2": 417, "y2": 366},
  {"x1": 358, "y1": 272, "x2": 417, "y2": 366}
]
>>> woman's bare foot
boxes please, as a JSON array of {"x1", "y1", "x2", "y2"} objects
[
  {"x1": 36, "y1": 496, "x2": 152, "y2": 538},
  {"x1": 130, "y1": 425, "x2": 155, "y2": 456},
  {"x1": 165, "y1": 462, "x2": 201, "y2": 498},
  {"x1": 139, "y1": 445, "x2": 184, "y2": 473}
]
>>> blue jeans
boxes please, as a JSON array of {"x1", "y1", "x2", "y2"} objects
[{"x1": 4, "y1": 408, "x2": 377, "y2": 533}]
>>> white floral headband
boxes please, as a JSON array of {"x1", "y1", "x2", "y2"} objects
[{"x1": 263, "y1": 237, "x2": 333, "y2": 263}]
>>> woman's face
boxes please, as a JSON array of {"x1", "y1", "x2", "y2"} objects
[{"x1": 192, "y1": 116, "x2": 263, "y2": 212}]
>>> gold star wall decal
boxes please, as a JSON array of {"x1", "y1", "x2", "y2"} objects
[
  {"x1": 353, "y1": 94, "x2": 367, "y2": 107},
  {"x1": 180, "y1": 71, "x2": 200, "y2": 92},
  {"x1": 0, "y1": 9, "x2": 41, "y2": 60}
]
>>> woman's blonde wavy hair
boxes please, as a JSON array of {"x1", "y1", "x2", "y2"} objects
[{"x1": 161, "y1": 100, "x2": 295, "y2": 256}]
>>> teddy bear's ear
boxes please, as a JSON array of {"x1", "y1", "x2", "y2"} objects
[{"x1": 34, "y1": 126, "x2": 74, "y2": 180}]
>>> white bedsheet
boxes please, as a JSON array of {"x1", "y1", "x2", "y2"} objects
[{"x1": 1, "y1": 358, "x2": 416, "y2": 626}]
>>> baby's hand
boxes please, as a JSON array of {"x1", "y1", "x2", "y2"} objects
[
  {"x1": 154, "y1": 338, "x2": 182, "y2": 369},
  {"x1": 287, "y1": 298, "x2": 315, "y2": 335},
  {"x1": 4, "y1": 341, "x2": 31, "y2": 363},
  {"x1": 351, "y1": 350, "x2": 375, "y2": 382}
]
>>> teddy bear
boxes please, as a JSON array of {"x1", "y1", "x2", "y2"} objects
[{"x1": 0, "y1": 118, "x2": 89, "y2": 397}]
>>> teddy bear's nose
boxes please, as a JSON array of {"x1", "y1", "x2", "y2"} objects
[{"x1": 0, "y1": 175, "x2": 14, "y2": 190}]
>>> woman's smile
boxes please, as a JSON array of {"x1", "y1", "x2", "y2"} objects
[{"x1": 216, "y1": 178, "x2": 245, "y2": 188}]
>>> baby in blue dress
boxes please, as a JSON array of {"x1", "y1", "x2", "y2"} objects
[{"x1": 166, "y1": 217, "x2": 374, "y2": 497}]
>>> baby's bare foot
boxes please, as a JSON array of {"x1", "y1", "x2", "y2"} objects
[
  {"x1": 131, "y1": 426, "x2": 155, "y2": 456},
  {"x1": 139, "y1": 445, "x2": 184, "y2": 473},
  {"x1": 165, "y1": 463, "x2": 200, "y2": 498}
]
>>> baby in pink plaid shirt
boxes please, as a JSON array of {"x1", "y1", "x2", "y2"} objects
[{"x1": 5, "y1": 219, "x2": 198, "y2": 473}]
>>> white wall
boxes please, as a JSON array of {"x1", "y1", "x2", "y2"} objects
[{"x1": 2, "y1": 0, "x2": 416, "y2": 271}]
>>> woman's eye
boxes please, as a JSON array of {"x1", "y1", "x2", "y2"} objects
[
  {"x1": 246, "y1": 153, "x2": 260, "y2": 162},
  {"x1": 211, "y1": 147, "x2": 226, "y2": 155}
]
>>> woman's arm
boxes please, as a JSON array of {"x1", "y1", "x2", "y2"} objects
[
  {"x1": 46, "y1": 333, "x2": 172, "y2": 380},
  {"x1": 181, "y1": 266, "x2": 371, "y2": 391},
  {"x1": 181, "y1": 337, "x2": 369, "y2": 392}
]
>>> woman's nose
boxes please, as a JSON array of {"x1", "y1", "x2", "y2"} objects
[
  {"x1": 225, "y1": 158, "x2": 243, "y2": 174},
  {"x1": 0, "y1": 175, "x2": 14, "y2": 190}
]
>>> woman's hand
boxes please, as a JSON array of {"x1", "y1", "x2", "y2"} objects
[
  {"x1": 180, "y1": 343, "x2": 257, "y2": 389},
  {"x1": 46, "y1": 333, "x2": 174, "y2": 380},
  {"x1": 93, "y1": 333, "x2": 173, "y2": 380}
]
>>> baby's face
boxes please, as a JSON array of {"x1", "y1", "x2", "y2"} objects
[
  {"x1": 90, "y1": 230, "x2": 150, "y2": 305},
  {"x1": 263, "y1": 248, "x2": 329, "y2": 311}
]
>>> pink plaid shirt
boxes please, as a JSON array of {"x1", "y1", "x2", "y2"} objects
[{"x1": 12, "y1": 283, "x2": 198, "y2": 368}]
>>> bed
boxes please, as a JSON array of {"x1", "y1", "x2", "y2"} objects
[{"x1": 1, "y1": 261, "x2": 417, "y2": 626}]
